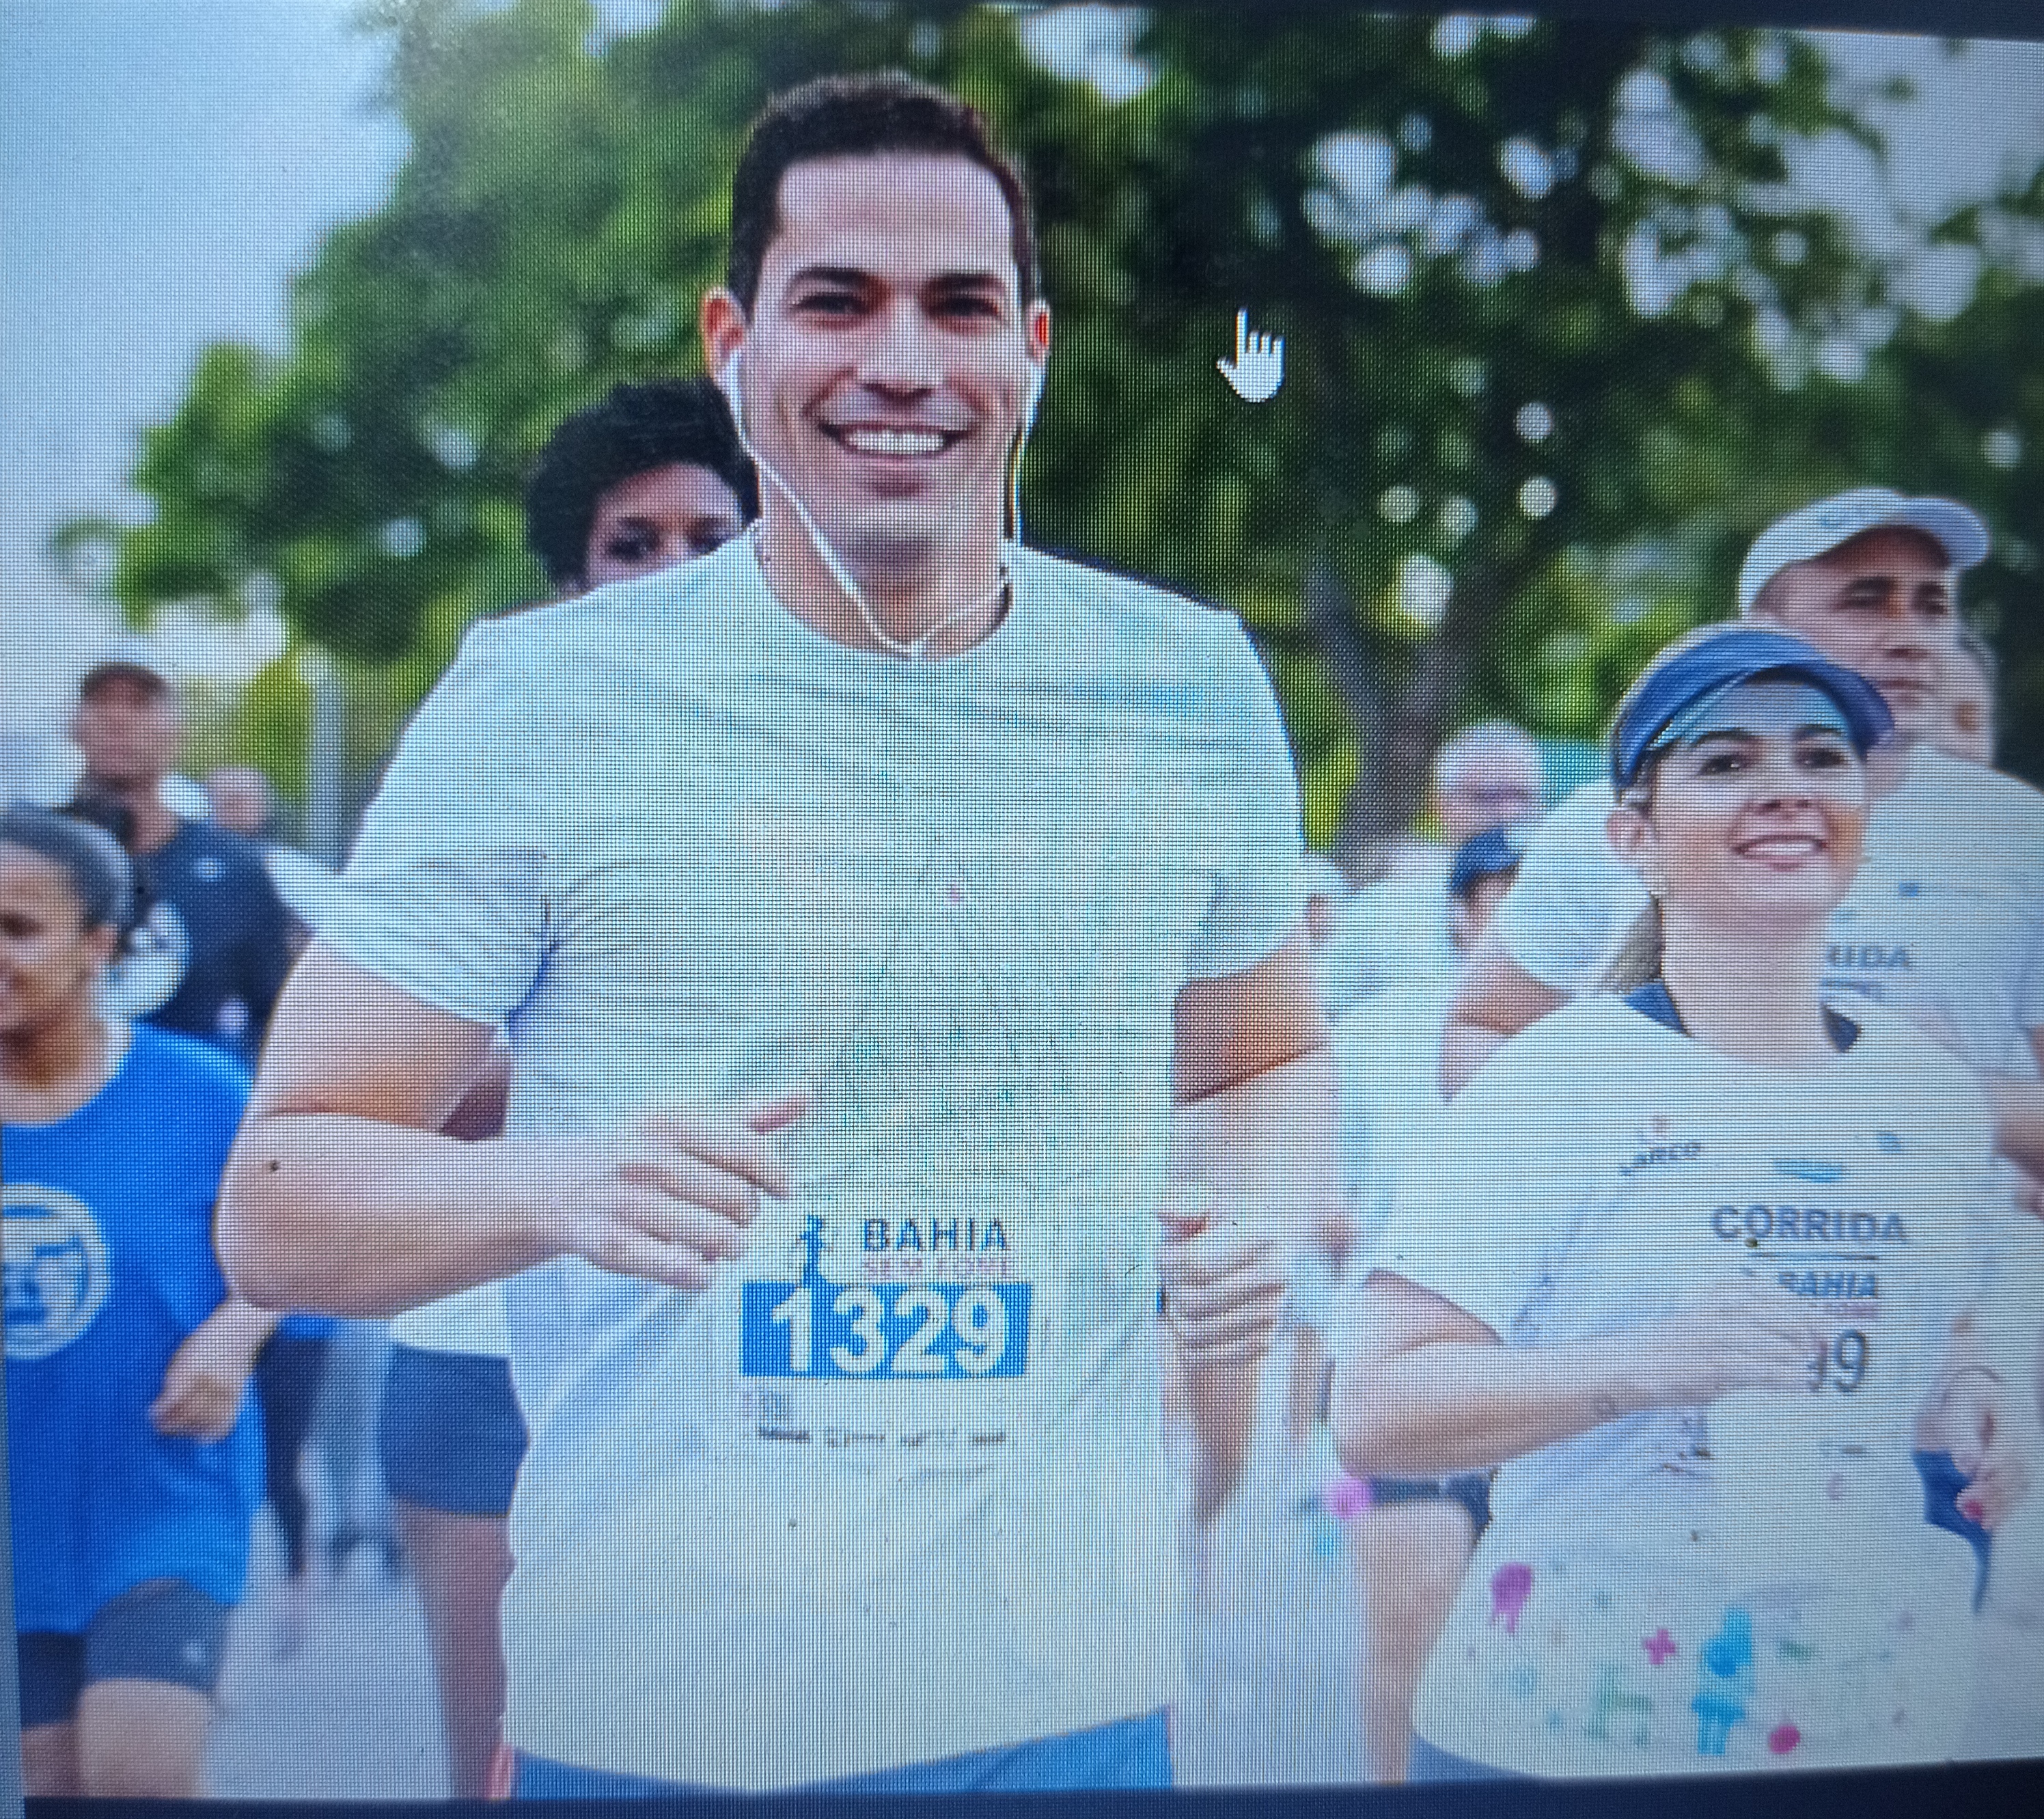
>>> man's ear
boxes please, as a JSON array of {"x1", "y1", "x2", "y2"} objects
[
  {"x1": 1025, "y1": 298, "x2": 1052, "y2": 365},
  {"x1": 700, "y1": 288, "x2": 747, "y2": 383}
]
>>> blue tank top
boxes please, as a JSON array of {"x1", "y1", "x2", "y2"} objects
[{"x1": 4, "y1": 1024, "x2": 263, "y2": 1630}]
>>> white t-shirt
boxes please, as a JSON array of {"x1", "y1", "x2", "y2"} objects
[
  {"x1": 1359, "y1": 994, "x2": 2000, "y2": 1777},
  {"x1": 1331, "y1": 977, "x2": 1456, "y2": 1261},
  {"x1": 1493, "y1": 748, "x2": 2044, "y2": 1076},
  {"x1": 318, "y1": 537, "x2": 1306, "y2": 1788},
  {"x1": 387, "y1": 1283, "x2": 511, "y2": 1356},
  {"x1": 260, "y1": 843, "x2": 342, "y2": 932},
  {"x1": 1318, "y1": 864, "x2": 1458, "y2": 1015}
]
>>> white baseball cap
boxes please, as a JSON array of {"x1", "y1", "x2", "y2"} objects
[
  {"x1": 78, "y1": 633, "x2": 174, "y2": 696},
  {"x1": 1737, "y1": 487, "x2": 1990, "y2": 616}
]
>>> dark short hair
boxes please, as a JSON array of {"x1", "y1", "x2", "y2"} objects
[
  {"x1": 523, "y1": 379, "x2": 759, "y2": 588},
  {"x1": 726, "y1": 72, "x2": 1040, "y2": 313},
  {"x1": 1, "y1": 803, "x2": 137, "y2": 938}
]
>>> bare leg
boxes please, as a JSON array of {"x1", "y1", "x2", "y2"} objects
[
  {"x1": 21, "y1": 1722, "x2": 82, "y2": 1797},
  {"x1": 76, "y1": 1679, "x2": 212, "y2": 1796},
  {"x1": 1285, "y1": 1326, "x2": 1329, "y2": 1453},
  {"x1": 395, "y1": 1499, "x2": 514, "y2": 1800},
  {"x1": 1355, "y1": 1499, "x2": 1476, "y2": 1783}
]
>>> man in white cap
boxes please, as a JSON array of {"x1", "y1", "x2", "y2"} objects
[{"x1": 1435, "y1": 486, "x2": 2044, "y2": 1745}]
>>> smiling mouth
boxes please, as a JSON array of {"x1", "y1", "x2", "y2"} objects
[
  {"x1": 1735, "y1": 834, "x2": 1827, "y2": 862},
  {"x1": 823, "y1": 424, "x2": 965, "y2": 459}
]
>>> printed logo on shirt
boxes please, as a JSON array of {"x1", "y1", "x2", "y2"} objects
[
  {"x1": 1709, "y1": 1204, "x2": 1907, "y2": 1246},
  {"x1": 3, "y1": 1186, "x2": 113, "y2": 1362},
  {"x1": 1826, "y1": 941, "x2": 1914, "y2": 973},
  {"x1": 105, "y1": 900, "x2": 189, "y2": 1020},
  {"x1": 191, "y1": 856, "x2": 225, "y2": 884},
  {"x1": 1771, "y1": 1158, "x2": 1846, "y2": 1185},
  {"x1": 1619, "y1": 1119, "x2": 1704, "y2": 1177}
]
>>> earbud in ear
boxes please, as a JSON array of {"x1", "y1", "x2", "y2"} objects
[{"x1": 717, "y1": 348, "x2": 745, "y2": 437}]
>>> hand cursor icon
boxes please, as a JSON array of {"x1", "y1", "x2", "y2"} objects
[{"x1": 1217, "y1": 310, "x2": 1284, "y2": 402}]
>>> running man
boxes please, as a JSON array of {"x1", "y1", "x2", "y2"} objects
[
  {"x1": 221, "y1": 72, "x2": 1331, "y2": 1796},
  {"x1": 372, "y1": 372, "x2": 757, "y2": 1799},
  {"x1": 66, "y1": 639, "x2": 294, "y2": 1066}
]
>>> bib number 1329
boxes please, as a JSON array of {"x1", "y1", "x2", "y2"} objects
[{"x1": 740, "y1": 1281, "x2": 1031, "y2": 1380}]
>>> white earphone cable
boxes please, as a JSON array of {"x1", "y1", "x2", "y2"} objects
[{"x1": 720, "y1": 346, "x2": 1034, "y2": 663}]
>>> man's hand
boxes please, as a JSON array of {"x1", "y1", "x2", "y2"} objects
[
  {"x1": 542, "y1": 1091, "x2": 811, "y2": 1289},
  {"x1": 1158, "y1": 1191, "x2": 1289, "y2": 1369},
  {"x1": 151, "y1": 1307, "x2": 271, "y2": 1442}
]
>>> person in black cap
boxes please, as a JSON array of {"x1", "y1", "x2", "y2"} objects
[
  {"x1": 66, "y1": 638, "x2": 293, "y2": 1069},
  {"x1": 1333, "y1": 627, "x2": 2026, "y2": 1782}
]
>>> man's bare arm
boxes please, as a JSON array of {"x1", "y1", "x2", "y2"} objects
[
  {"x1": 1437, "y1": 927, "x2": 1566, "y2": 1097},
  {"x1": 219, "y1": 944, "x2": 804, "y2": 1316},
  {"x1": 1168, "y1": 931, "x2": 1337, "y2": 1522}
]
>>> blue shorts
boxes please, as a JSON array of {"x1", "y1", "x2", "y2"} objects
[
  {"x1": 17, "y1": 1578, "x2": 233, "y2": 1728},
  {"x1": 377, "y1": 1343, "x2": 528, "y2": 1519},
  {"x1": 1408, "y1": 1736, "x2": 1525, "y2": 1781},
  {"x1": 1916, "y1": 1446, "x2": 1993, "y2": 1609},
  {"x1": 514, "y1": 1708, "x2": 1174, "y2": 1796},
  {"x1": 1367, "y1": 1472, "x2": 1493, "y2": 1538}
]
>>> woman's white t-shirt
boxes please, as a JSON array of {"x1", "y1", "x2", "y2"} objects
[{"x1": 1359, "y1": 994, "x2": 2003, "y2": 1777}]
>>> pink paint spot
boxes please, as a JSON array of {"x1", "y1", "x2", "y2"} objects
[
  {"x1": 1768, "y1": 1723, "x2": 1801, "y2": 1755},
  {"x1": 1489, "y1": 1563, "x2": 1533, "y2": 1635},
  {"x1": 1323, "y1": 1475, "x2": 1371, "y2": 1521},
  {"x1": 1825, "y1": 1472, "x2": 1846, "y2": 1502},
  {"x1": 947, "y1": 885, "x2": 963, "y2": 905},
  {"x1": 1643, "y1": 1628, "x2": 1678, "y2": 1667}
]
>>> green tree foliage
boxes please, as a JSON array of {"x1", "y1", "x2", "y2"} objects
[{"x1": 73, "y1": 2, "x2": 2041, "y2": 851}]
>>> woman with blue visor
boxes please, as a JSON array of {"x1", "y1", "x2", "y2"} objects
[{"x1": 1330, "y1": 625, "x2": 2028, "y2": 1781}]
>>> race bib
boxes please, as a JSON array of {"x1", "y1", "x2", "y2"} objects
[
  {"x1": 1701, "y1": 1189, "x2": 1939, "y2": 1576},
  {"x1": 713, "y1": 1188, "x2": 1062, "y2": 1471}
]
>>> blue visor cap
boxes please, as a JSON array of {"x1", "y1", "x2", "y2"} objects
[
  {"x1": 1448, "y1": 823, "x2": 1532, "y2": 901},
  {"x1": 1610, "y1": 629, "x2": 1894, "y2": 795}
]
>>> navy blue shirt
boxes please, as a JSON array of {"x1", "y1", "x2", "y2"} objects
[
  {"x1": 4, "y1": 1025, "x2": 263, "y2": 1630},
  {"x1": 111, "y1": 819, "x2": 294, "y2": 1066}
]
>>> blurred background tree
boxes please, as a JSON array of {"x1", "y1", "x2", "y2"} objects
[{"x1": 63, "y1": 1, "x2": 2043, "y2": 866}]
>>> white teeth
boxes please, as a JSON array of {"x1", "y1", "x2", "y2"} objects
[
  {"x1": 842, "y1": 428, "x2": 946, "y2": 456},
  {"x1": 1743, "y1": 838, "x2": 1819, "y2": 858}
]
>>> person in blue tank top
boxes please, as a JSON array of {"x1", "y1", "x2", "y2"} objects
[{"x1": 1, "y1": 806, "x2": 273, "y2": 1797}]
